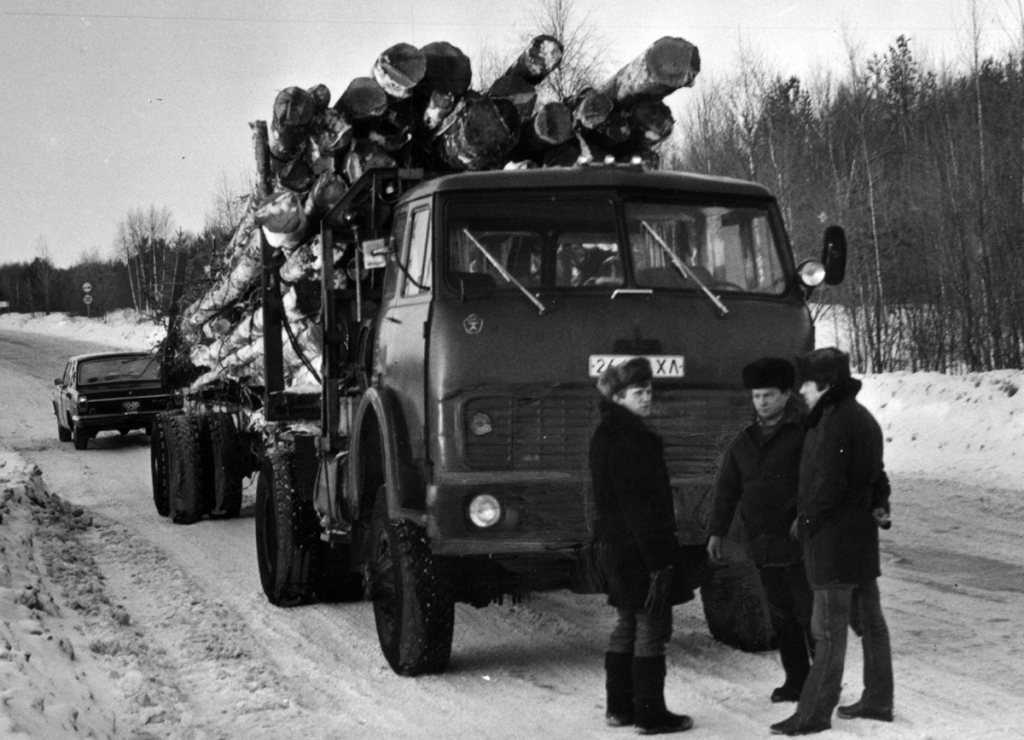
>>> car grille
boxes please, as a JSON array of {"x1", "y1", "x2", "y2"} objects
[{"x1": 462, "y1": 389, "x2": 749, "y2": 476}]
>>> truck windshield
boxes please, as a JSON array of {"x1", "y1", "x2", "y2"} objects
[
  {"x1": 444, "y1": 195, "x2": 787, "y2": 295},
  {"x1": 625, "y1": 202, "x2": 787, "y2": 295}
]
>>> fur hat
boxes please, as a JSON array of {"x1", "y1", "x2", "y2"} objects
[
  {"x1": 597, "y1": 357, "x2": 653, "y2": 398},
  {"x1": 796, "y1": 347, "x2": 851, "y2": 388},
  {"x1": 741, "y1": 357, "x2": 795, "y2": 391}
]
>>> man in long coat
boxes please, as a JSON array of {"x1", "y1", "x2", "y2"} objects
[
  {"x1": 708, "y1": 357, "x2": 813, "y2": 703},
  {"x1": 770, "y1": 348, "x2": 894, "y2": 736},
  {"x1": 590, "y1": 357, "x2": 694, "y2": 735}
]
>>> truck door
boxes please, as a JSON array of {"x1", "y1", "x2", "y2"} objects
[{"x1": 374, "y1": 201, "x2": 433, "y2": 506}]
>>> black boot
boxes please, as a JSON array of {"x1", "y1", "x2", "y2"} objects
[
  {"x1": 632, "y1": 656, "x2": 694, "y2": 735},
  {"x1": 605, "y1": 652, "x2": 634, "y2": 726}
]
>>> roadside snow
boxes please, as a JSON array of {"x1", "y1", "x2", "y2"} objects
[{"x1": 0, "y1": 310, "x2": 165, "y2": 352}]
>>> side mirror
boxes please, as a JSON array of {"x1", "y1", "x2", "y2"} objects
[
  {"x1": 53, "y1": 378, "x2": 62, "y2": 386},
  {"x1": 822, "y1": 225, "x2": 847, "y2": 286}
]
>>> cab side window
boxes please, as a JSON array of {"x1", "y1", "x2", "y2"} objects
[{"x1": 402, "y1": 207, "x2": 432, "y2": 297}]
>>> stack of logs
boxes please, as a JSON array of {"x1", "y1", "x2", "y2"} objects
[{"x1": 181, "y1": 35, "x2": 700, "y2": 394}]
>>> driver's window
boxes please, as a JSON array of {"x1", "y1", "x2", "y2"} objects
[{"x1": 403, "y1": 208, "x2": 431, "y2": 297}]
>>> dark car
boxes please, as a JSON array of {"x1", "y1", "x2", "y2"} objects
[{"x1": 52, "y1": 351, "x2": 179, "y2": 450}]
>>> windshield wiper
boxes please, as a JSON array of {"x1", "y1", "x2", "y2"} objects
[
  {"x1": 461, "y1": 228, "x2": 547, "y2": 315},
  {"x1": 641, "y1": 221, "x2": 728, "y2": 317}
]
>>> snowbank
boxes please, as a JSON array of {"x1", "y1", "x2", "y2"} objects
[{"x1": 0, "y1": 310, "x2": 165, "y2": 351}]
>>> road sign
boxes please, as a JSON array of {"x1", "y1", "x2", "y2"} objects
[
  {"x1": 83, "y1": 294, "x2": 93, "y2": 305},
  {"x1": 82, "y1": 282, "x2": 92, "y2": 293}
]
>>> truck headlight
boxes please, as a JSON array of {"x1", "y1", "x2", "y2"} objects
[
  {"x1": 78, "y1": 396, "x2": 88, "y2": 412},
  {"x1": 468, "y1": 494, "x2": 502, "y2": 528}
]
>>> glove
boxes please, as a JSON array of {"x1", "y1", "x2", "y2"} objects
[{"x1": 644, "y1": 566, "x2": 674, "y2": 615}]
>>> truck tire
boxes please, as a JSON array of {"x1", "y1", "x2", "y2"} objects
[
  {"x1": 255, "y1": 445, "x2": 321, "y2": 607},
  {"x1": 168, "y1": 413, "x2": 206, "y2": 525},
  {"x1": 72, "y1": 424, "x2": 89, "y2": 450},
  {"x1": 699, "y1": 560, "x2": 775, "y2": 652},
  {"x1": 370, "y1": 492, "x2": 454, "y2": 676},
  {"x1": 204, "y1": 413, "x2": 244, "y2": 519},
  {"x1": 150, "y1": 412, "x2": 176, "y2": 517},
  {"x1": 57, "y1": 419, "x2": 71, "y2": 442}
]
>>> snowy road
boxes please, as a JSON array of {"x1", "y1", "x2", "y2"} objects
[{"x1": 2, "y1": 327, "x2": 1023, "y2": 739}]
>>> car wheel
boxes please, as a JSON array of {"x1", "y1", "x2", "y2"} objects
[
  {"x1": 57, "y1": 420, "x2": 71, "y2": 442},
  {"x1": 72, "y1": 424, "x2": 89, "y2": 450}
]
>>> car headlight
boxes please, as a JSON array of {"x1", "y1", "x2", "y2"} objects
[
  {"x1": 468, "y1": 494, "x2": 502, "y2": 528},
  {"x1": 78, "y1": 396, "x2": 88, "y2": 412}
]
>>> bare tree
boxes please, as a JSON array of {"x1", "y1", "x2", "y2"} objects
[
  {"x1": 32, "y1": 236, "x2": 56, "y2": 314},
  {"x1": 113, "y1": 205, "x2": 174, "y2": 314},
  {"x1": 204, "y1": 170, "x2": 254, "y2": 237}
]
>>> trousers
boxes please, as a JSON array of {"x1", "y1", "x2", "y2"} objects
[
  {"x1": 795, "y1": 578, "x2": 893, "y2": 725},
  {"x1": 760, "y1": 562, "x2": 814, "y2": 689},
  {"x1": 608, "y1": 606, "x2": 673, "y2": 657}
]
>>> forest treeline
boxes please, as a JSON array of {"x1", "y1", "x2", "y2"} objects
[{"x1": 2, "y1": 35, "x2": 1021, "y2": 373}]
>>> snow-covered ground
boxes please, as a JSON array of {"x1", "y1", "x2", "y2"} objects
[{"x1": 1, "y1": 309, "x2": 1023, "y2": 739}]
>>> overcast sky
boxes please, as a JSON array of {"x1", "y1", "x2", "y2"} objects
[{"x1": 0, "y1": 0, "x2": 1016, "y2": 268}]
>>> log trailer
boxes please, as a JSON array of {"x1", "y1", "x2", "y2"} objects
[{"x1": 158, "y1": 162, "x2": 842, "y2": 675}]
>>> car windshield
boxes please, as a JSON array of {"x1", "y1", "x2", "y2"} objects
[
  {"x1": 626, "y1": 202, "x2": 787, "y2": 295},
  {"x1": 444, "y1": 194, "x2": 787, "y2": 295},
  {"x1": 77, "y1": 356, "x2": 161, "y2": 385}
]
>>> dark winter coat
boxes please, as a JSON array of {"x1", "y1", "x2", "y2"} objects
[
  {"x1": 589, "y1": 398, "x2": 694, "y2": 610},
  {"x1": 798, "y1": 379, "x2": 886, "y2": 588},
  {"x1": 709, "y1": 399, "x2": 806, "y2": 567}
]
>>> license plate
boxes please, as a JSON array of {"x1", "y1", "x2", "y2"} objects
[
  {"x1": 122, "y1": 400, "x2": 141, "y2": 413},
  {"x1": 588, "y1": 355, "x2": 685, "y2": 378}
]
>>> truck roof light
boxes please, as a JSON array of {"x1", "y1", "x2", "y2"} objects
[{"x1": 468, "y1": 494, "x2": 502, "y2": 528}]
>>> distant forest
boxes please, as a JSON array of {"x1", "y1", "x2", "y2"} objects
[{"x1": 2, "y1": 35, "x2": 1021, "y2": 373}]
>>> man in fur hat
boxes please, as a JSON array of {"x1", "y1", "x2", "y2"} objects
[
  {"x1": 589, "y1": 357, "x2": 695, "y2": 734},
  {"x1": 708, "y1": 357, "x2": 814, "y2": 704},
  {"x1": 770, "y1": 347, "x2": 894, "y2": 736}
]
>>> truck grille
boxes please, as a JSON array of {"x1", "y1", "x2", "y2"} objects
[{"x1": 462, "y1": 389, "x2": 749, "y2": 476}]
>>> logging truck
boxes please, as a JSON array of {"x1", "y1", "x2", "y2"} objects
[
  {"x1": 151, "y1": 161, "x2": 845, "y2": 675},
  {"x1": 147, "y1": 35, "x2": 847, "y2": 675}
]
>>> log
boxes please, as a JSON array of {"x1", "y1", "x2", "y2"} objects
[
  {"x1": 279, "y1": 236, "x2": 319, "y2": 283},
  {"x1": 255, "y1": 189, "x2": 308, "y2": 250},
  {"x1": 504, "y1": 35, "x2": 564, "y2": 85},
  {"x1": 421, "y1": 90, "x2": 456, "y2": 131},
  {"x1": 249, "y1": 121, "x2": 273, "y2": 199},
  {"x1": 488, "y1": 75, "x2": 537, "y2": 122},
  {"x1": 599, "y1": 36, "x2": 700, "y2": 106},
  {"x1": 372, "y1": 43, "x2": 427, "y2": 99},
  {"x1": 307, "y1": 83, "x2": 332, "y2": 112},
  {"x1": 570, "y1": 88, "x2": 613, "y2": 131},
  {"x1": 627, "y1": 99, "x2": 674, "y2": 147},
  {"x1": 418, "y1": 41, "x2": 473, "y2": 96},
  {"x1": 513, "y1": 101, "x2": 573, "y2": 162},
  {"x1": 365, "y1": 103, "x2": 414, "y2": 151},
  {"x1": 308, "y1": 171, "x2": 348, "y2": 221},
  {"x1": 311, "y1": 108, "x2": 353, "y2": 155},
  {"x1": 338, "y1": 77, "x2": 389, "y2": 120},
  {"x1": 277, "y1": 152, "x2": 316, "y2": 192},
  {"x1": 272, "y1": 86, "x2": 316, "y2": 160},
  {"x1": 342, "y1": 139, "x2": 397, "y2": 183},
  {"x1": 435, "y1": 95, "x2": 518, "y2": 170},
  {"x1": 541, "y1": 136, "x2": 583, "y2": 167}
]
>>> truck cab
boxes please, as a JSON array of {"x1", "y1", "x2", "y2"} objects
[{"x1": 256, "y1": 164, "x2": 845, "y2": 676}]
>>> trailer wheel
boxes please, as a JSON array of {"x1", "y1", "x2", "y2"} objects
[
  {"x1": 255, "y1": 445, "x2": 321, "y2": 607},
  {"x1": 370, "y1": 492, "x2": 454, "y2": 676},
  {"x1": 205, "y1": 413, "x2": 244, "y2": 519},
  {"x1": 150, "y1": 412, "x2": 176, "y2": 517},
  {"x1": 699, "y1": 560, "x2": 775, "y2": 652},
  {"x1": 168, "y1": 413, "x2": 205, "y2": 525},
  {"x1": 72, "y1": 424, "x2": 89, "y2": 450}
]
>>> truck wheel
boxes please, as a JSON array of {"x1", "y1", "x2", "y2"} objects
[
  {"x1": 57, "y1": 421, "x2": 71, "y2": 442},
  {"x1": 72, "y1": 424, "x2": 89, "y2": 450},
  {"x1": 168, "y1": 413, "x2": 205, "y2": 525},
  {"x1": 205, "y1": 413, "x2": 244, "y2": 519},
  {"x1": 255, "y1": 446, "x2": 321, "y2": 607},
  {"x1": 370, "y1": 492, "x2": 454, "y2": 676},
  {"x1": 150, "y1": 412, "x2": 176, "y2": 517},
  {"x1": 699, "y1": 560, "x2": 775, "y2": 652}
]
